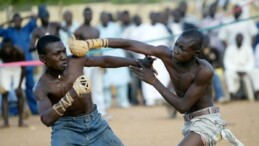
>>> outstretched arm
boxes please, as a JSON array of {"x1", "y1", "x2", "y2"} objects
[
  {"x1": 107, "y1": 38, "x2": 164, "y2": 57},
  {"x1": 69, "y1": 37, "x2": 170, "y2": 59},
  {"x1": 84, "y1": 55, "x2": 139, "y2": 68}
]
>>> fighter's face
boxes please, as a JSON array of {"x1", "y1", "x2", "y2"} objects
[
  {"x1": 42, "y1": 41, "x2": 68, "y2": 72},
  {"x1": 172, "y1": 36, "x2": 196, "y2": 62}
]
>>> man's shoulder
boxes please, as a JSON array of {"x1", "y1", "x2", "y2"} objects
[
  {"x1": 33, "y1": 76, "x2": 47, "y2": 100},
  {"x1": 33, "y1": 75, "x2": 48, "y2": 91},
  {"x1": 198, "y1": 59, "x2": 214, "y2": 74}
]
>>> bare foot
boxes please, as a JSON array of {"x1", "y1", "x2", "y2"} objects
[
  {"x1": 18, "y1": 123, "x2": 28, "y2": 128},
  {"x1": 0, "y1": 123, "x2": 10, "y2": 128}
]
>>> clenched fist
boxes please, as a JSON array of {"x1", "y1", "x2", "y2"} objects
[{"x1": 69, "y1": 35, "x2": 89, "y2": 57}]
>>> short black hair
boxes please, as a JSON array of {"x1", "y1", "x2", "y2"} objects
[
  {"x1": 36, "y1": 35, "x2": 61, "y2": 55},
  {"x1": 181, "y1": 29, "x2": 203, "y2": 51}
]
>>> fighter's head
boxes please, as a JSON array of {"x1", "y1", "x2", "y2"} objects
[
  {"x1": 37, "y1": 35, "x2": 67, "y2": 72},
  {"x1": 173, "y1": 29, "x2": 203, "y2": 62}
]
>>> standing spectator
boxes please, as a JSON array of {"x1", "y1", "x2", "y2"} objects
[
  {"x1": 219, "y1": 5, "x2": 258, "y2": 47},
  {"x1": 30, "y1": 5, "x2": 65, "y2": 50},
  {"x1": 200, "y1": 3, "x2": 225, "y2": 58},
  {"x1": 59, "y1": 10, "x2": 79, "y2": 55},
  {"x1": 0, "y1": 38, "x2": 27, "y2": 127},
  {"x1": 0, "y1": 13, "x2": 38, "y2": 114},
  {"x1": 170, "y1": 8, "x2": 184, "y2": 44}
]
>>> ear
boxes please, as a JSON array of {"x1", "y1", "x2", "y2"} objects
[{"x1": 39, "y1": 54, "x2": 46, "y2": 63}]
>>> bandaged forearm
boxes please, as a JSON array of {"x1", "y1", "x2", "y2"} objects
[
  {"x1": 86, "y1": 38, "x2": 109, "y2": 49},
  {"x1": 53, "y1": 92, "x2": 75, "y2": 116}
]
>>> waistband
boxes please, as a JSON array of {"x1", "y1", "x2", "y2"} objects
[
  {"x1": 59, "y1": 104, "x2": 99, "y2": 122},
  {"x1": 184, "y1": 106, "x2": 220, "y2": 122}
]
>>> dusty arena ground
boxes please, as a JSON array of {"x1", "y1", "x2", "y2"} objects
[{"x1": 0, "y1": 101, "x2": 258, "y2": 146}]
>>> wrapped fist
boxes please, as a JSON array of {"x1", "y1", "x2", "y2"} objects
[
  {"x1": 73, "y1": 75, "x2": 91, "y2": 96},
  {"x1": 69, "y1": 36, "x2": 109, "y2": 57},
  {"x1": 69, "y1": 35, "x2": 89, "y2": 57}
]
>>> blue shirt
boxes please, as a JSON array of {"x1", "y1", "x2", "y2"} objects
[{"x1": 0, "y1": 19, "x2": 37, "y2": 60}]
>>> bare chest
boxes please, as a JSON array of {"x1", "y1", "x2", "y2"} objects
[
  {"x1": 45, "y1": 64, "x2": 84, "y2": 104},
  {"x1": 166, "y1": 63, "x2": 197, "y2": 96},
  {"x1": 79, "y1": 27, "x2": 99, "y2": 39},
  {"x1": 46, "y1": 76, "x2": 74, "y2": 104}
]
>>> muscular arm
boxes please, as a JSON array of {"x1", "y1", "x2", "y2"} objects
[
  {"x1": 151, "y1": 68, "x2": 213, "y2": 113},
  {"x1": 107, "y1": 38, "x2": 169, "y2": 59},
  {"x1": 84, "y1": 55, "x2": 139, "y2": 68}
]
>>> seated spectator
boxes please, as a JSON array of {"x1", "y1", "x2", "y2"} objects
[{"x1": 224, "y1": 33, "x2": 259, "y2": 101}]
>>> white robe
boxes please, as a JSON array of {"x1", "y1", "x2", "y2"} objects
[{"x1": 224, "y1": 44, "x2": 259, "y2": 93}]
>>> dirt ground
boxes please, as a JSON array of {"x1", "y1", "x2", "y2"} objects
[{"x1": 0, "y1": 101, "x2": 258, "y2": 146}]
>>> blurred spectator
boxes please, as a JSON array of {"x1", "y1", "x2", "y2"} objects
[
  {"x1": 224, "y1": 33, "x2": 259, "y2": 101},
  {"x1": 0, "y1": 38, "x2": 27, "y2": 127},
  {"x1": 74, "y1": 7, "x2": 99, "y2": 39},
  {"x1": 98, "y1": 11, "x2": 131, "y2": 109},
  {"x1": 133, "y1": 11, "x2": 171, "y2": 106},
  {"x1": 200, "y1": 2, "x2": 225, "y2": 58},
  {"x1": 170, "y1": 8, "x2": 184, "y2": 44},
  {"x1": 177, "y1": 1, "x2": 199, "y2": 31},
  {"x1": 229, "y1": 0, "x2": 251, "y2": 18},
  {"x1": 218, "y1": 4, "x2": 258, "y2": 47},
  {"x1": 30, "y1": 5, "x2": 65, "y2": 51},
  {"x1": 59, "y1": 10, "x2": 79, "y2": 55},
  {"x1": 0, "y1": 13, "x2": 38, "y2": 114}
]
